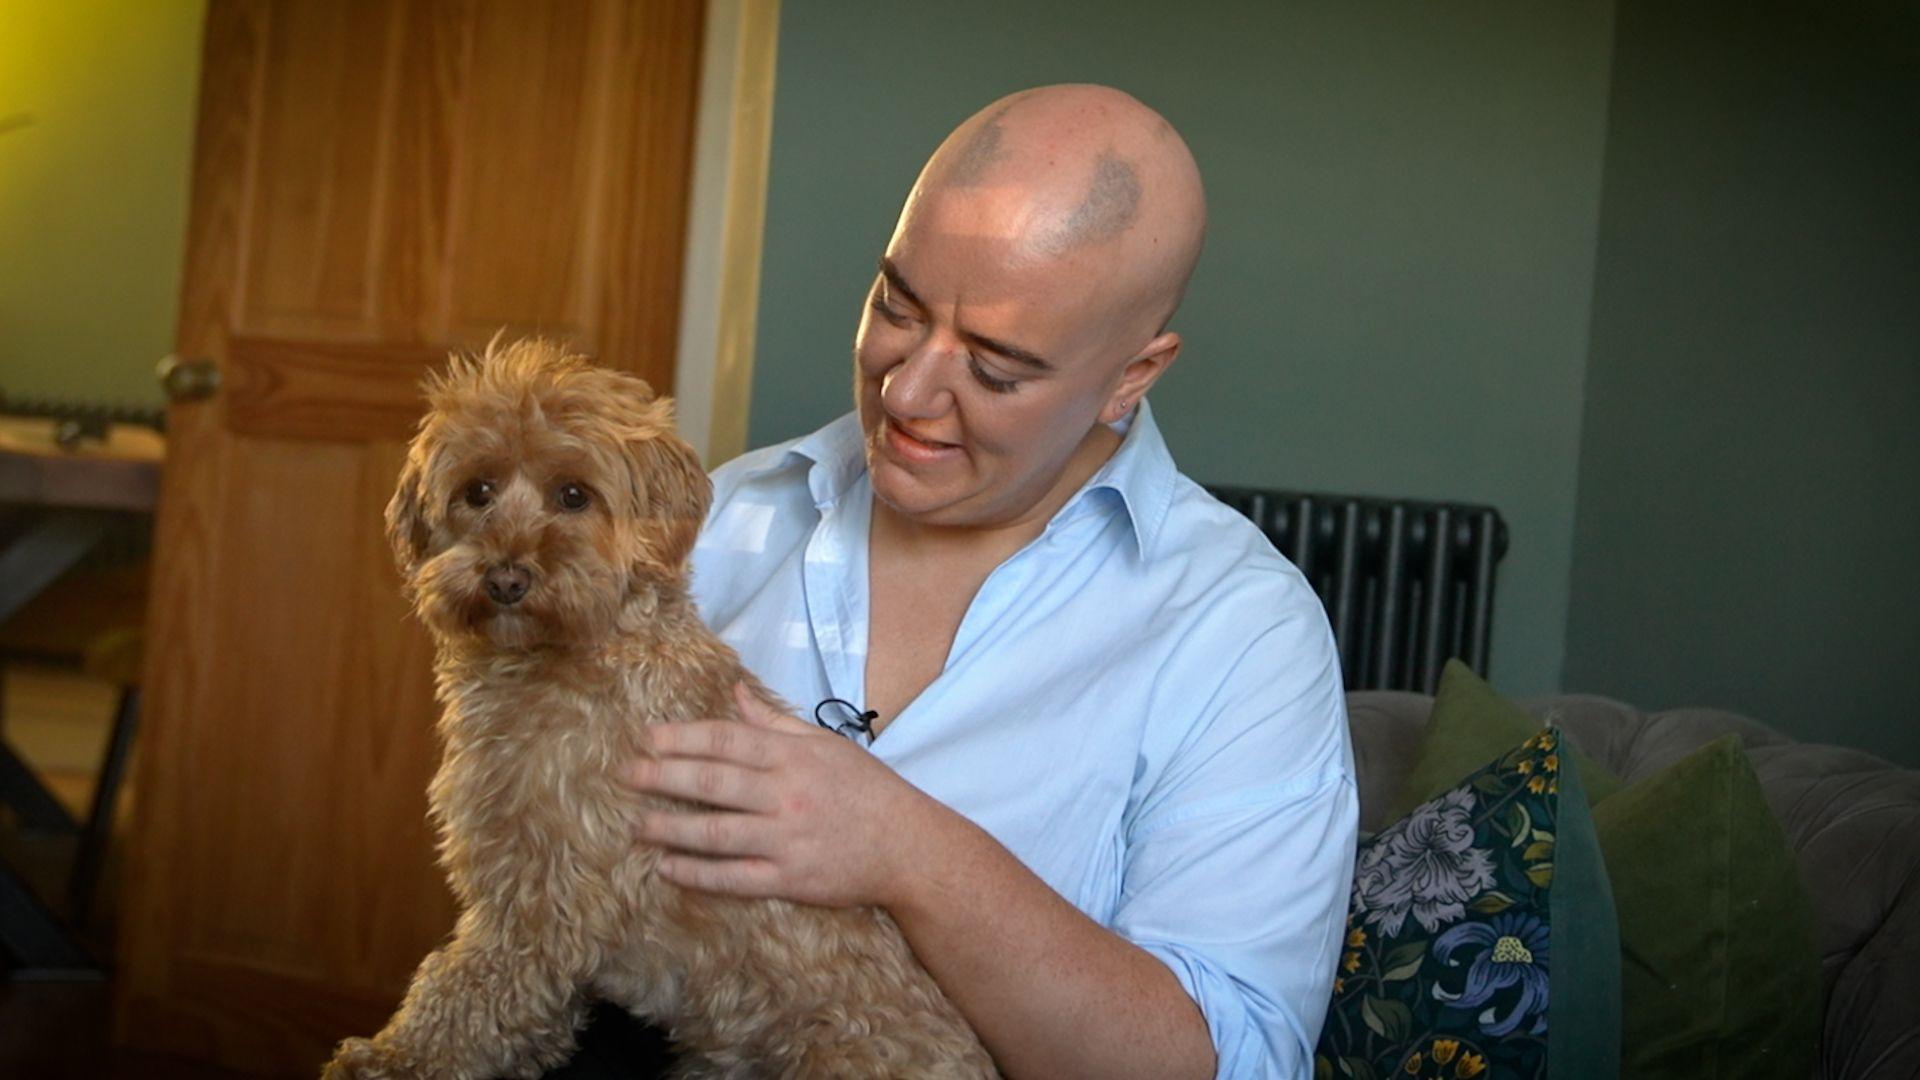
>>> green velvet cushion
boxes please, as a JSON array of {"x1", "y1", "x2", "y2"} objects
[
  {"x1": 1383, "y1": 660, "x2": 1624, "y2": 824},
  {"x1": 1592, "y1": 736, "x2": 1820, "y2": 1077},
  {"x1": 1317, "y1": 728, "x2": 1621, "y2": 1080},
  {"x1": 1388, "y1": 665, "x2": 1820, "y2": 1078}
]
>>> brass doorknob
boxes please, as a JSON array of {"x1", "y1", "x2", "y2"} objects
[{"x1": 157, "y1": 355, "x2": 220, "y2": 401}]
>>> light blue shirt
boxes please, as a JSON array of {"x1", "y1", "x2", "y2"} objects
[{"x1": 689, "y1": 402, "x2": 1357, "y2": 1078}]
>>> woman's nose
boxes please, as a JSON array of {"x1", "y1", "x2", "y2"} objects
[{"x1": 880, "y1": 343, "x2": 957, "y2": 419}]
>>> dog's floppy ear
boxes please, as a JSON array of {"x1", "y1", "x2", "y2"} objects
[
  {"x1": 626, "y1": 402, "x2": 712, "y2": 577},
  {"x1": 388, "y1": 356, "x2": 470, "y2": 580},
  {"x1": 385, "y1": 450, "x2": 433, "y2": 578}
]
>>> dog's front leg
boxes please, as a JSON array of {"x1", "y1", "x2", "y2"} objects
[{"x1": 323, "y1": 913, "x2": 588, "y2": 1080}]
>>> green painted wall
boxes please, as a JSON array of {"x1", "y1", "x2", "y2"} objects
[
  {"x1": 14, "y1": 2, "x2": 1904, "y2": 755},
  {"x1": 1565, "y1": 1, "x2": 1920, "y2": 763},
  {"x1": 0, "y1": 0, "x2": 205, "y2": 409},
  {"x1": 749, "y1": 1, "x2": 1618, "y2": 695}
]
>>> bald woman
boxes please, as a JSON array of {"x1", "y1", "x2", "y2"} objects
[{"x1": 619, "y1": 85, "x2": 1356, "y2": 1079}]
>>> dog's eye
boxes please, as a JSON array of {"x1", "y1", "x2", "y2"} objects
[
  {"x1": 464, "y1": 480, "x2": 496, "y2": 508},
  {"x1": 557, "y1": 483, "x2": 591, "y2": 513}
]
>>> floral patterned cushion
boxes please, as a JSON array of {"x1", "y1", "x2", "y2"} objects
[{"x1": 1315, "y1": 728, "x2": 1620, "y2": 1080}]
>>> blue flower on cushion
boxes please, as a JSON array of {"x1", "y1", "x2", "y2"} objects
[
  {"x1": 1432, "y1": 911, "x2": 1552, "y2": 1037},
  {"x1": 1352, "y1": 788, "x2": 1497, "y2": 936}
]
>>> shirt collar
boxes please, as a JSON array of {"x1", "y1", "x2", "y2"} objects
[
  {"x1": 1073, "y1": 399, "x2": 1179, "y2": 560},
  {"x1": 759, "y1": 400, "x2": 1180, "y2": 560},
  {"x1": 730, "y1": 411, "x2": 865, "y2": 510}
]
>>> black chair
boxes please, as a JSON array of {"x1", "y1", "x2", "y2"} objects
[{"x1": 1206, "y1": 487, "x2": 1509, "y2": 694}]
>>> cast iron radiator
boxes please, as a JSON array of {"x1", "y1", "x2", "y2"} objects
[{"x1": 1205, "y1": 487, "x2": 1509, "y2": 694}]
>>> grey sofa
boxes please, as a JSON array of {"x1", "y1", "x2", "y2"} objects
[{"x1": 1345, "y1": 690, "x2": 1920, "y2": 1080}]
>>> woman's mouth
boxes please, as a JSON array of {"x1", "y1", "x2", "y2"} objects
[{"x1": 882, "y1": 417, "x2": 963, "y2": 464}]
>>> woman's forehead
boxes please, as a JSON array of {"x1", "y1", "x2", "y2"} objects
[{"x1": 889, "y1": 212, "x2": 1117, "y2": 344}]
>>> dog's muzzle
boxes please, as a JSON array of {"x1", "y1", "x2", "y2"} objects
[{"x1": 484, "y1": 563, "x2": 532, "y2": 606}]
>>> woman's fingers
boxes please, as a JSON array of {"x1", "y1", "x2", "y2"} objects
[
  {"x1": 622, "y1": 756, "x2": 778, "y2": 813},
  {"x1": 637, "y1": 808, "x2": 770, "y2": 858},
  {"x1": 641, "y1": 719, "x2": 779, "y2": 768},
  {"x1": 732, "y1": 682, "x2": 818, "y2": 734},
  {"x1": 654, "y1": 854, "x2": 783, "y2": 899}
]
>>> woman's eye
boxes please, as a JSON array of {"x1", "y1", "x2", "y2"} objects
[
  {"x1": 557, "y1": 483, "x2": 591, "y2": 512},
  {"x1": 463, "y1": 479, "x2": 496, "y2": 508},
  {"x1": 870, "y1": 296, "x2": 914, "y2": 328},
  {"x1": 968, "y1": 355, "x2": 1020, "y2": 394}
]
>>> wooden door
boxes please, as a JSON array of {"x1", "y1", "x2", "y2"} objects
[{"x1": 114, "y1": 2, "x2": 704, "y2": 1073}]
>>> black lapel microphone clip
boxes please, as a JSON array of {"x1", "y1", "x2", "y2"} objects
[{"x1": 814, "y1": 697, "x2": 879, "y2": 740}]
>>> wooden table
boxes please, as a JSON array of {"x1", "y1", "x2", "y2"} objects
[
  {"x1": 0, "y1": 417, "x2": 163, "y2": 976},
  {"x1": 0, "y1": 417, "x2": 164, "y2": 617}
]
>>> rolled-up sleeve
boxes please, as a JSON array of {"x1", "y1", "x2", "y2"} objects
[{"x1": 1114, "y1": 607, "x2": 1358, "y2": 1078}]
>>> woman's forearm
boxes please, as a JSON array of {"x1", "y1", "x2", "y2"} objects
[{"x1": 884, "y1": 802, "x2": 1216, "y2": 1080}]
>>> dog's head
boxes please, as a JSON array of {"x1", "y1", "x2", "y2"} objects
[{"x1": 386, "y1": 337, "x2": 710, "y2": 650}]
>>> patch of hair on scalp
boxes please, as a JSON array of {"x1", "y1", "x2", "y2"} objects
[
  {"x1": 1044, "y1": 151, "x2": 1142, "y2": 254},
  {"x1": 943, "y1": 103, "x2": 1013, "y2": 186}
]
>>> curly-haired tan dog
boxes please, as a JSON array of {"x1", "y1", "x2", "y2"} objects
[{"x1": 324, "y1": 339, "x2": 994, "y2": 1079}]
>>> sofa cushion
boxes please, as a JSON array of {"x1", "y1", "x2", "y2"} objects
[
  {"x1": 1514, "y1": 698, "x2": 1920, "y2": 1029},
  {"x1": 1382, "y1": 669, "x2": 1822, "y2": 1078},
  {"x1": 1735, "y1": 741, "x2": 1920, "y2": 1080},
  {"x1": 1344, "y1": 691, "x2": 1431, "y2": 833},
  {"x1": 1346, "y1": 687, "x2": 1920, "y2": 1080},
  {"x1": 1316, "y1": 727, "x2": 1620, "y2": 1080},
  {"x1": 1525, "y1": 694, "x2": 1794, "y2": 786},
  {"x1": 1819, "y1": 874, "x2": 1920, "y2": 1080},
  {"x1": 1381, "y1": 661, "x2": 1624, "y2": 824},
  {"x1": 1590, "y1": 735, "x2": 1820, "y2": 1077}
]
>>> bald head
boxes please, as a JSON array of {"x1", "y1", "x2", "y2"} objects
[
  {"x1": 899, "y1": 85, "x2": 1207, "y2": 337},
  {"x1": 854, "y1": 88, "x2": 1206, "y2": 529}
]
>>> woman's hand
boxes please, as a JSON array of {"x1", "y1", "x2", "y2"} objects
[
  {"x1": 621, "y1": 681, "x2": 946, "y2": 909},
  {"x1": 625, "y1": 685, "x2": 1216, "y2": 1080}
]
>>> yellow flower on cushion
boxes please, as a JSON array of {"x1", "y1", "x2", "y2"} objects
[
  {"x1": 1527, "y1": 775, "x2": 1547, "y2": 794},
  {"x1": 1515, "y1": 758, "x2": 1534, "y2": 775},
  {"x1": 1548, "y1": 779, "x2": 1559, "y2": 795},
  {"x1": 1404, "y1": 1052, "x2": 1423, "y2": 1074},
  {"x1": 1456, "y1": 1051, "x2": 1487, "y2": 1078},
  {"x1": 1544, "y1": 754, "x2": 1560, "y2": 773},
  {"x1": 1348, "y1": 927, "x2": 1367, "y2": 948},
  {"x1": 1343, "y1": 951, "x2": 1362, "y2": 973},
  {"x1": 1431, "y1": 1039, "x2": 1459, "y2": 1064},
  {"x1": 1334, "y1": 977, "x2": 1345, "y2": 993}
]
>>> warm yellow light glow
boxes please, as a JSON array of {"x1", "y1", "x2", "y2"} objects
[{"x1": 0, "y1": 0, "x2": 206, "y2": 405}]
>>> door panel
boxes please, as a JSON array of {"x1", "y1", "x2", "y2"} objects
[
  {"x1": 223, "y1": 338, "x2": 445, "y2": 442},
  {"x1": 244, "y1": 0, "x2": 393, "y2": 328},
  {"x1": 116, "y1": 1, "x2": 704, "y2": 1072}
]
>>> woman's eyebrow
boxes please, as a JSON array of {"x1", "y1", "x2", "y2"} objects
[
  {"x1": 968, "y1": 332, "x2": 1054, "y2": 372},
  {"x1": 879, "y1": 257, "x2": 926, "y2": 309},
  {"x1": 880, "y1": 256, "x2": 1055, "y2": 372}
]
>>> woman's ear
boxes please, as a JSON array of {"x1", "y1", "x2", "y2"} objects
[{"x1": 1103, "y1": 331, "x2": 1182, "y2": 423}]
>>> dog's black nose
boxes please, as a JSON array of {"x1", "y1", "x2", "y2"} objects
[{"x1": 484, "y1": 564, "x2": 532, "y2": 606}]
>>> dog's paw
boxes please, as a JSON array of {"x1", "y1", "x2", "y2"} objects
[{"x1": 321, "y1": 1037, "x2": 418, "y2": 1080}]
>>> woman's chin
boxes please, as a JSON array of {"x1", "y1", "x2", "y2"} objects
[
  {"x1": 869, "y1": 465, "x2": 975, "y2": 524},
  {"x1": 871, "y1": 468, "x2": 943, "y2": 515}
]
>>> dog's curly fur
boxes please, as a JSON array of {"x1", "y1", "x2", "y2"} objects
[{"x1": 323, "y1": 339, "x2": 994, "y2": 1079}]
